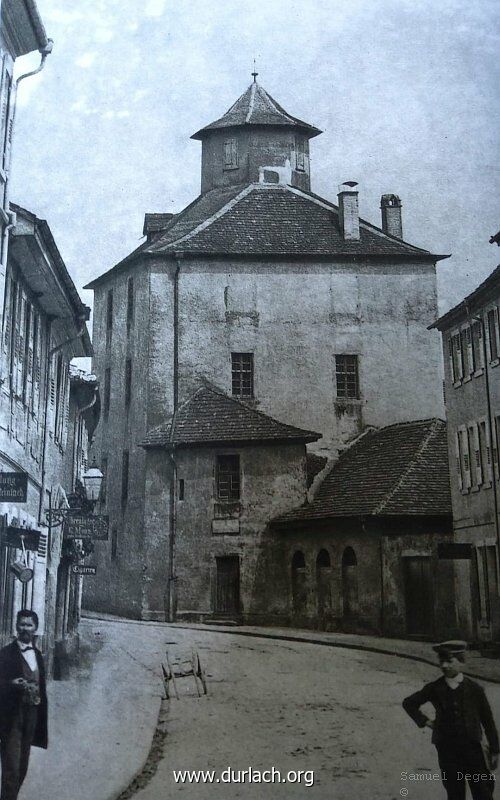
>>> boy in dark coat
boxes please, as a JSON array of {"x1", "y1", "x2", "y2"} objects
[
  {"x1": 0, "y1": 610, "x2": 48, "y2": 800},
  {"x1": 403, "y1": 640, "x2": 498, "y2": 800}
]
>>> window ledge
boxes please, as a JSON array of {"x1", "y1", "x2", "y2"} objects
[
  {"x1": 453, "y1": 380, "x2": 463, "y2": 389},
  {"x1": 334, "y1": 397, "x2": 363, "y2": 405},
  {"x1": 463, "y1": 375, "x2": 472, "y2": 384},
  {"x1": 473, "y1": 368, "x2": 484, "y2": 378},
  {"x1": 223, "y1": 165, "x2": 239, "y2": 171},
  {"x1": 461, "y1": 488, "x2": 470, "y2": 495},
  {"x1": 470, "y1": 485, "x2": 480, "y2": 493},
  {"x1": 490, "y1": 358, "x2": 500, "y2": 368}
]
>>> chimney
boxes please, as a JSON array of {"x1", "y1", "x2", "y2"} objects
[
  {"x1": 380, "y1": 194, "x2": 403, "y2": 239},
  {"x1": 337, "y1": 181, "x2": 359, "y2": 240}
]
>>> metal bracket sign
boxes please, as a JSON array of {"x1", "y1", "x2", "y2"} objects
[
  {"x1": 71, "y1": 565, "x2": 97, "y2": 575},
  {"x1": 63, "y1": 514, "x2": 109, "y2": 540},
  {"x1": 438, "y1": 542, "x2": 472, "y2": 559},
  {"x1": 0, "y1": 472, "x2": 28, "y2": 503}
]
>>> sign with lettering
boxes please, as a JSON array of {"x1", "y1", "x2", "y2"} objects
[
  {"x1": 0, "y1": 472, "x2": 28, "y2": 503},
  {"x1": 71, "y1": 565, "x2": 97, "y2": 575},
  {"x1": 63, "y1": 514, "x2": 109, "y2": 541}
]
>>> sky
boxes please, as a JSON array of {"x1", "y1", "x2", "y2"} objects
[{"x1": 10, "y1": 0, "x2": 500, "y2": 316}]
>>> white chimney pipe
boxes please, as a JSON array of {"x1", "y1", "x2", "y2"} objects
[{"x1": 338, "y1": 181, "x2": 359, "y2": 241}]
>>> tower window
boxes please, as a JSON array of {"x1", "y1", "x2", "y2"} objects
[
  {"x1": 231, "y1": 352, "x2": 254, "y2": 398},
  {"x1": 295, "y1": 137, "x2": 306, "y2": 171},
  {"x1": 106, "y1": 289, "x2": 113, "y2": 331},
  {"x1": 223, "y1": 138, "x2": 238, "y2": 170},
  {"x1": 335, "y1": 355, "x2": 360, "y2": 399},
  {"x1": 103, "y1": 367, "x2": 111, "y2": 420}
]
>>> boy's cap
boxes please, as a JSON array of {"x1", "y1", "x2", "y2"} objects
[{"x1": 432, "y1": 640, "x2": 468, "y2": 656}]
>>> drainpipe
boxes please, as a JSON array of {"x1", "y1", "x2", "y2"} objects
[{"x1": 166, "y1": 254, "x2": 182, "y2": 621}]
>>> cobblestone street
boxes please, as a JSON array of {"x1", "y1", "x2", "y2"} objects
[{"x1": 21, "y1": 618, "x2": 500, "y2": 799}]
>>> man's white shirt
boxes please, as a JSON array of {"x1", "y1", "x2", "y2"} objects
[{"x1": 16, "y1": 640, "x2": 37, "y2": 672}]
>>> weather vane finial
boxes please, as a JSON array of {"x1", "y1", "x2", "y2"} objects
[{"x1": 251, "y1": 58, "x2": 258, "y2": 83}]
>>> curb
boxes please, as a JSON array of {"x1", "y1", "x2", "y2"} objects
[{"x1": 81, "y1": 614, "x2": 500, "y2": 686}]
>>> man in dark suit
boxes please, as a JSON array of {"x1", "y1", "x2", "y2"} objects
[
  {"x1": 0, "y1": 609, "x2": 48, "y2": 800},
  {"x1": 403, "y1": 640, "x2": 498, "y2": 800}
]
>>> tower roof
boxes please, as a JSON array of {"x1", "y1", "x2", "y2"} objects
[{"x1": 191, "y1": 81, "x2": 322, "y2": 140}]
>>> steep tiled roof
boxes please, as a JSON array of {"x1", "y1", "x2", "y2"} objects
[
  {"x1": 191, "y1": 82, "x2": 322, "y2": 140},
  {"x1": 274, "y1": 419, "x2": 451, "y2": 523},
  {"x1": 148, "y1": 183, "x2": 439, "y2": 259},
  {"x1": 141, "y1": 385, "x2": 320, "y2": 448}
]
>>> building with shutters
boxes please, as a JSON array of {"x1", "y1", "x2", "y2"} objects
[
  {"x1": 0, "y1": 204, "x2": 93, "y2": 672},
  {"x1": 84, "y1": 77, "x2": 448, "y2": 623},
  {"x1": 431, "y1": 264, "x2": 500, "y2": 644}
]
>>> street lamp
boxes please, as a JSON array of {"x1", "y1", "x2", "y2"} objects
[{"x1": 82, "y1": 462, "x2": 104, "y2": 506}]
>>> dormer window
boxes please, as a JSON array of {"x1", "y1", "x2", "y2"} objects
[{"x1": 223, "y1": 138, "x2": 238, "y2": 170}]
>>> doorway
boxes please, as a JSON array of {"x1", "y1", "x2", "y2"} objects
[
  {"x1": 404, "y1": 556, "x2": 434, "y2": 636},
  {"x1": 215, "y1": 556, "x2": 240, "y2": 615}
]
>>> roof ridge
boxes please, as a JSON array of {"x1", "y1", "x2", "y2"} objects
[
  {"x1": 198, "y1": 383, "x2": 319, "y2": 436},
  {"x1": 373, "y1": 419, "x2": 441, "y2": 514},
  {"x1": 245, "y1": 82, "x2": 257, "y2": 123},
  {"x1": 151, "y1": 184, "x2": 255, "y2": 251}
]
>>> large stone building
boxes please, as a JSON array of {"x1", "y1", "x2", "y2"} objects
[
  {"x1": 84, "y1": 78, "x2": 447, "y2": 623},
  {"x1": 432, "y1": 264, "x2": 500, "y2": 644}
]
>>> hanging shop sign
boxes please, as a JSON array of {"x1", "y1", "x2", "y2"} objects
[
  {"x1": 0, "y1": 472, "x2": 28, "y2": 502},
  {"x1": 63, "y1": 514, "x2": 109, "y2": 540},
  {"x1": 71, "y1": 565, "x2": 97, "y2": 575},
  {"x1": 10, "y1": 561, "x2": 33, "y2": 583}
]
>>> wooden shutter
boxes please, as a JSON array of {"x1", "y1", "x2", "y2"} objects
[
  {"x1": 448, "y1": 337, "x2": 455, "y2": 382},
  {"x1": 25, "y1": 305, "x2": 34, "y2": 408},
  {"x1": 455, "y1": 431, "x2": 463, "y2": 491},
  {"x1": 465, "y1": 327, "x2": 474, "y2": 376},
  {"x1": 61, "y1": 364, "x2": 70, "y2": 449},
  {"x1": 454, "y1": 334, "x2": 464, "y2": 380},
  {"x1": 460, "y1": 426, "x2": 471, "y2": 489},
  {"x1": 472, "y1": 422, "x2": 482, "y2": 486}
]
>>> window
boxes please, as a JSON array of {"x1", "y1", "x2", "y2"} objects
[
  {"x1": 103, "y1": 367, "x2": 111, "y2": 420},
  {"x1": 295, "y1": 137, "x2": 306, "y2": 171},
  {"x1": 335, "y1": 355, "x2": 359, "y2": 399},
  {"x1": 231, "y1": 352, "x2": 254, "y2": 398},
  {"x1": 472, "y1": 320, "x2": 484, "y2": 370},
  {"x1": 223, "y1": 138, "x2": 238, "y2": 169},
  {"x1": 488, "y1": 308, "x2": 499, "y2": 362},
  {"x1": 450, "y1": 334, "x2": 463, "y2": 382},
  {"x1": 179, "y1": 479, "x2": 185, "y2": 501},
  {"x1": 126, "y1": 277, "x2": 134, "y2": 333},
  {"x1": 216, "y1": 454, "x2": 240, "y2": 501},
  {"x1": 106, "y1": 289, "x2": 113, "y2": 336},
  {"x1": 461, "y1": 328, "x2": 473, "y2": 377},
  {"x1": 125, "y1": 358, "x2": 132, "y2": 409},
  {"x1": 121, "y1": 450, "x2": 129, "y2": 505}
]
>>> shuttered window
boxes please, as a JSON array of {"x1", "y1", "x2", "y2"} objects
[
  {"x1": 488, "y1": 308, "x2": 499, "y2": 361},
  {"x1": 223, "y1": 139, "x2": 238, "y2": 169}
]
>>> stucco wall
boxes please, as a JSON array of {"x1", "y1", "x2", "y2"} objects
[{"x1": 177, "y1": 259, "x2": 444, "y2": 454}]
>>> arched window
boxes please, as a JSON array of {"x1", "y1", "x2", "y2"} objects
[
  {"x1": 316, "y1": 549, "x2": 332, "y2": 620},
  {"x1": 342, "y1": 546, "x2": 358, "y2": 616},
  {"x1": 291, "y1": 551, "x2": 307, "y2": 614}
]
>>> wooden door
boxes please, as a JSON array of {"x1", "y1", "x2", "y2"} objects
[
  {"x1": 404, "y1": 556, "x2": 434, "y2": 636},
  {"x1": 215, "y1": 556, "x2": 240, "y2": 615}
]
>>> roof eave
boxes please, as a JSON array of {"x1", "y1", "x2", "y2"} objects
[
  {"x1": 190, "y1": 121, "x2": 322, "y2": 141},
  {"x1": 141, "y1": 434, "x2": 320, "y2": 450}
]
